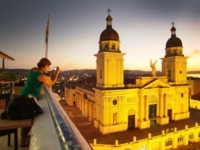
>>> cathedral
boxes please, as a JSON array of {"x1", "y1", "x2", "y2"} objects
[{"x1": 65, "y1": 13, "x2": 190, "y2": 134}]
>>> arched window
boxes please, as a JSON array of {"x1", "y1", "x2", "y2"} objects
[
  {"x1": 181, "y1": 93, "x2": 184, "y2": 98},
  {"x1": 178, "y1": 135, "x2": 183, "y2": 143},
  {"x1": 112, "y1": 44, "x2": 115, "y2": 50},
  {"x1": 105, "y1": 44, "x2": 108, "y2": 50},
  {"x1": 100, "y1": 70, "x2": 102, "y2": 79},
  {"x1": 113, "y1": 113, "x2": 117, "y2": 125},
  {"x1": 189, "y1": 133, "x2": 193, "y2": 140},
  {"x1": 165, "y1": 138, "x2": 172, "y2": 146}
]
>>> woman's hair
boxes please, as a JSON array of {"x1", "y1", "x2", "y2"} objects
[{"x1": 37, "y1": 58, "x2": 51, "y2": 68}]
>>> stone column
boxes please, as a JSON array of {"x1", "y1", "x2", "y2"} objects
[
  {"x1": 108, "y1": 98, "x2": 111, "y2": 125},
  {"x1": 85, "y1": 99, "x2": 88, "y2": 116},
  {"x1": 76, "y1": 94, "x2": 79, "y2": 108},
  {"x1": 172, "y1": 127, "x2": 177, "y2": 149},
  {"x1": 194, "y1": 123, "x2": 199, "y2": 142},
  {"x1": 159, "y1": 93, "x2": 163, "y2": 117},
  {"x1": 79, "y1": 95, "x2": 81, "y2": 108},
  {"x1": 145, "y1": 96, "x2": 149, "y2": 120},
  {"x1": 164, "y1": 94, "x2": 168, "y2": 117},
  {"x1": 93, "y1": 104, "x2": 96, "y2": 120},
  {"x1": 78, "y1": 96, "x2": 80, "y2": 109},
  {"x1": 96, "y1": 99, "x2": 99, "y2": 123},
  {"x1": 88, "y1": 102, "x2": 91, "y2": 120},
  {"x1": 148, "y1": 133, "x2": 152, "y2": 150},
  {"x1": 161, "y1": 130, "x2": 165, "y2": 149},
  {"x1": 140, "y1": 94, "x2": 144, "y2": 121},
  {"x1": 105, "y1": 59, "x2": 109, "y2": 86},
  {"x1": 156, "y1": 96, "x2": 159, "y2": 117},
  {"x1": 121, "y1": 97, "x2": 123, "y2": 123},
  {"x1": 184, "y1": 125, "x2": 189, "y2": 145},
  {"x1": 103, "y1": 98, "x2": 107, "y2": 125},
  {"x1": 83, "y1": 99, "x2": 86, "y2": 115},
  {"x1": 101, "y1": 105, "x2": 104, "y2": 126},
  {"x1": 76, "y1": 95, "x2": 79, "y2": 108},
  {"x1": 118, "y1": 97, "x2": 122, "y2": 123},
  {"x1": 82, "y1": 98, "x2": 86, "y2": 114},
  {"x1": 104, "y1": 98, "x2": 107, "y2": 125},
  {"x1": 80, "y1": 96, "x2": 83, "y2": 111}
]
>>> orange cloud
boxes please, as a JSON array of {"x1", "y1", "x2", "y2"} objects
[{"x1": 190, "y1": 49, "x2": 200, "y2": 57}]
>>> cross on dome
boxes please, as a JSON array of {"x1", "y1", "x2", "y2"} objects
[
  {"x1": 172, "y1": 22, "x2": 175, "y2": 27},
  {"x1": 107, "y1": 8, "x2": 111, "y2": 15}
]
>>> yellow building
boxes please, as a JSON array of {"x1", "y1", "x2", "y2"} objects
[{"x1": 65, "y1": 14, "x2": 190, "y2": 134}]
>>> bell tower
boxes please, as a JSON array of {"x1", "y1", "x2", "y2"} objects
[
  {"x1": 161, "y1": 22, "x2": 188, "y2": 84},
  {"x1": 94, "y1": 9, "x2": 125, "y2": 89}
]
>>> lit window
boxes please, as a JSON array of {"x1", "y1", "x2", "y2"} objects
[
  {"x1": 105, "y1": 44, "x2": 108, "y2": 50},
  {"x1": 189, "y1": 133, "x2": 193, "y2": 140},
  {"x1": 181, "y1": 93, "x2": 184, "y2": 98},
  {"x1": 112, "y1": 44, "x2": 115, "y2": 50},
  {"x1": 100, "y1": 70, "x2": 102, "y2": 79},
  {"x1": 165, "y1": 138, "x2": 172, "y2": 146},
  {"x1": 113, "y1": 113, "x2": 117, "y2": 125},
  {"x1": 178, "y1": 135, "x2": 183, "y2": 143}
]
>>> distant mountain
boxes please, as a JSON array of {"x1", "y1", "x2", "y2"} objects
[
  {"x1": 0, "y1": 68, "x2": 30, "y2": 74},
  {"x1": 1, "y1": 68, "x2": 199, "y2": 75},
  {"x1": 188, "y1": 71, "x2": 200, "y2": 74}
]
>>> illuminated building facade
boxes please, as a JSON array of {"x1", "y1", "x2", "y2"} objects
[{"x1": 65, "y1": 13, "x2": 190, "y2": 134}]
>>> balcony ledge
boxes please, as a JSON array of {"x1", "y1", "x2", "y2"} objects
[{"x1": 29, "y1": 84, "x2": 92, "y2": 150}]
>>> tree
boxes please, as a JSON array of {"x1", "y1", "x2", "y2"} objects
[{"x1": 0, "y1": 71, "x2": 16, "y2": 81}]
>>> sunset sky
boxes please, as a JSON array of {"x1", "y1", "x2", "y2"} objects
[{"x1": 0, "y1": 0, "x2": 200, "y2": 71}]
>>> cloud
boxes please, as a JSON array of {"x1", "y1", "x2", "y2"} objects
[
  {"x1": 62, "y1": 63, "x2": 74, "y2": 71},
  {"x1": 190, "y1": 49, "x2": 200, "y2": 57}
]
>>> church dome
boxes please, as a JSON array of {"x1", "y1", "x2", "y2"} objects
[
  {"x1": 166, "y1": 26, "x2": 182, "y2": 48},
  {"x1": 99, "y1": 15, "x2": 119, "y2": 42},
  {"x1": 100, "y1": 28, "x2": 119, "y2": 41},
  {"x1": 165, "y1": 23, "x2": 184, "y2": 57}
]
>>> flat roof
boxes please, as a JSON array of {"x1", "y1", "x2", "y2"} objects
[{"x1": 0, "y1": 51, "x2": 14, "y2": 61}]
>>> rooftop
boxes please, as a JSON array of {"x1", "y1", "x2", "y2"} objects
[{"x1": 60, "y1": 101, "x2": 200, "y2": 148}]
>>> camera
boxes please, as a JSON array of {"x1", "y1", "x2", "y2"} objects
[{"x1": 53, "y1": 67, "x2": 57, "y2": 70}]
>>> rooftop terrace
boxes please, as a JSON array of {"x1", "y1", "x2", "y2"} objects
[{"x1": 0, "y1": 84, "x2": 92, "y2": 150}]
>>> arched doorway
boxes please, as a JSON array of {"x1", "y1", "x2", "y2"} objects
[
  {"x1": 128, "y1": 109, "x2": 135, "y2": 129},
  {"x1": 167, "y1": 104, "x2": 172, "y2": 121}
]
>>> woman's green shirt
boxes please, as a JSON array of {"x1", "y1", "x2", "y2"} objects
[{"x1": 20, "y1": 70, "x2": 43, "y2": 98}]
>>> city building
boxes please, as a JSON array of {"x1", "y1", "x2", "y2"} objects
[{"x1": 65, "y1": 13, "x2": 190, "y2": 134}]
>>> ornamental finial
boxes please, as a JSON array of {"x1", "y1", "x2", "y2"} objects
[
  {"x1": 107, "y1": 8, "x2": 111, "y2": 15},
  {"x1": 172, "y1": 22, "x2": 175, "y2": 27}
]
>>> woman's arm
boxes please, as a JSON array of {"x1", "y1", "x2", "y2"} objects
[{"x1": 38, "y1": 67, "x2": 60, "y2": 85}]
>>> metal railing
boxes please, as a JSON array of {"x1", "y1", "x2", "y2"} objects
[{"x1": 43, "y1": 85, "x2": 93, "y2": 150}]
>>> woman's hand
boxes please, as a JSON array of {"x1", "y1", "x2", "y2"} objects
[
  {"x1": 54, "y1": 66, "x2": 61, "y2": 75},
  {"x1": 46, "y1": 70, "x2": 54, "y2": 76},
  {"x1": 38, "y1": 66, "x2": 61, "y2": 85}
]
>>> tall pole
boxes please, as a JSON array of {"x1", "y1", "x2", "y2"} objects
[
  {"x1": 45, "y1": 14, "x2": 50, "y2": 58},
  {"x1": 2, "y1": 58, "x2": 4, "y2": 71}
]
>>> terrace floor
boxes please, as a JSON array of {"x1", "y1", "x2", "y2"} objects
[
  {"x1": 0, "y1": 128, "x2": 29, "y2": 150},
  {"x1": 59, "y1": 100, "x2": 200, "y2": 150}
]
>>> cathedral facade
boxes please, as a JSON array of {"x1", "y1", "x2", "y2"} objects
[{"x1": 65, "y1": 13, "x2": 190, "y2": 134}]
